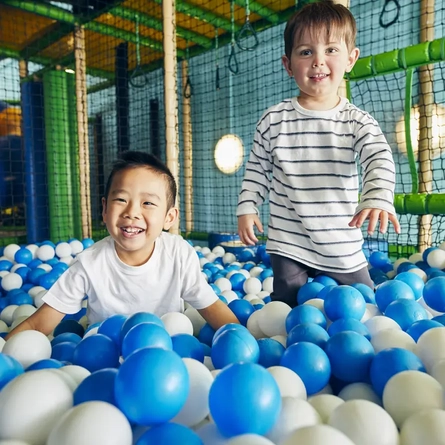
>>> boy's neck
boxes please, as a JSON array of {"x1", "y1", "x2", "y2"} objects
[
  {"x1": 114, "y1": 241, "x2": 156, "y2": 267},
  {"x1": 297, "y1": 95, "x2": 342, "y2": 111}
]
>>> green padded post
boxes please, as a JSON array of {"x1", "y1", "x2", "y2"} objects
[{"x1": 43, "y1": 70, "x2": 74, "y2": 242}]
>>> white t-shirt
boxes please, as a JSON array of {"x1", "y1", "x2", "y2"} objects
[{"x1": 43, "y1": 232, "x2": 218, "y2": 324}]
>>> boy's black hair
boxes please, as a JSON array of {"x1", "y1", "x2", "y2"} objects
[
  {"x1": 284, "y1": 0, "x2": 357, "y2": 60},
  {"x1": 104, "y1": 151, "x2": 177, "y2": 210}
]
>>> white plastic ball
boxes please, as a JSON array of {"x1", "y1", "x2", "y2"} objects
[
  {"x1": 386, "y1": 270, "x2": 396, "y2": 279},
  {"x1": 205, "y1": 252, "x2": 217, "y2": 263},
  {"x1": 212, "y1": 246, "x2": 225, "y2": 257},
  {"x1": 257, "y1": 291, "x2": 270, "y2": 300},
  {"x1": 47, "y1": 401, "x2": 132, "y2": 445},
  {"x1": 440, "y1": 241, "x2": 445, "y2": 251},
  {"x1": 338, "y1": 383, "x2": 381, "y2": 406},
  {"x1": 313, "y1": 384, "x2": 334, "y2": 395},
  {"x1": 172, "y1": 358, "x2": 214, "y2": 427},
  {"x1": 161, "y1": 312, "x2": 194, "y2": 336},
  {"x1": 249, "y1": 298, "x2": 265, "y2": 306},
  {"x1": 417, "y1": 327, "x2": 445, "y2": 372},
  {"x1": 409, "y1": 252, "x2": 423, "y2": 263},
  {"x1": 225, "y1": 270, "x2": 239, "y2": 280},
  {"x1": 228, "y1": 435, "x2": 275, "y2": 445},
  {"x1": 59, "y1": 365, "x2": 91, "y2": 387},
  {"x1": 194, "y1": 246, "x2": 202, "y2": 252},
  {"x1": 1, "y1": 305, "x2": 19, "y2": 326},
  {"x1": 195, "y1": 422, "x2": 229, "y2": 445},
  {"x1": 33, "y1": 290, "x2": 47, "y2": 309},
  {"x1": 383, "y1": 370, "x2": 443, "y2": 428},
  {"x1": 12, "y1": 305, "x2": 36, "y2": 321},
  {"x1": 283, "y1": 425, "x2": 355, "y2": 445},
  {"x1": 418, "y1": 297, "x2": 443, "y2": 317},
  {"x1": 204, "y1": 356, "x2": 214, "y2": 371},
  {"x1": 78, "y1": 315, "x2": 88, "y2": 329},
  {"x1": 184, "y1": 307, "x2": 206, "y2": 336},
  {"x1": 214, "y1": 277, "x2": 231, "y2": 292},
  {"x1": 28, "y1": 286, "x2": 46, "y2": 299},
  {"x1": 3, "y1": 244, "x2": 20, "y2": 261},
  {"x1": 399, "y1": 408, "x2": 445, "y2": 445},
  {"x1": 69, "y1": 240, "x2": 84, "y2": 255},
  {"x1": 0, "y1": 337, "x2": 5, "y2": 352},
  {"x1": 431, "y1": 359, "x2": 445, "y2": 388},
  {"x1": 243, "y1": 277, "x2": 262, "y2": 295},
  {"x1": 36, "y1": 264, "x2": 52, "y2": 272},
  {"x1": 0, "y1": 271, "x2": 9, "y2": 278},
  {"x1": 0, "y1": 370, "x2": 73, "y2": 444},
  {"x1": 308, "y1": 394, "x2": 344, "y2": 423},
  {"x1": 246, "y1": 309, "x2": 266, "y2": 339},
  {"x1": 0, "y1": 319, "x2": 8, "y2": 333},
  {"x1": 267, "y1": 398, "x2": 321, "y2": 444},
  {"x1": 59, "y1": 256, "x2": 73, "y2": 266},
  {"x1": 243, "y1": 293, "x2": 260, "y2": 302},
  {"x1": 427, "y1": 249, "x2": 445, "y2": 269},
  {"x1": 393, "y1": 258, "x2": 410, "y2": 272},
  {"x1": 371, "y1": 328, "x2": 417, "y2": 353},
  {"x1": 364, "y1": 315, "x2": 401, "y2": 337},
  {"x1": 262, "y1": 276, "x2": 274, "y2": 293},
  {"x1": 36, "y1": 245, "x2": 55, "y2": 262},
  {"x1": 221, "y1": 290, "x2": 239, "y2": 303},
  {"x1": 199, "y1": 258, "x2": 209, "y2": 268},
  {"x1": 10, "y1": 264, "x2": 26, "y2": 273},
  {"x1": 200, "y1": 247, "x2": 211, "y2": 256},
  {"x1": 222, "y1": 252, "x2": 236, "y2": 265},
  {"x1": 2, "y1": 330, "x2": 52, "y2": 368},
  {"x1": 270, "y1": 335, "x2": 287, "y2": 347},
  {"x1": 328, "y1": 399, "x2": 398, "y2": 445},
  {"x1": 10, "y1": 316, "x2": 30, "y2": 331},
  {"x1": 257, "y1": 301, "x2": 291, "y2": 337},
  {"x1": 26, "y1": 243, "x2": 39, "y2": 258},
  {"x1": 249, "y1": 266, "x2": 264, "y2": 278},
  {"x1": 365, "y1": 303, "x2": 382, "y2": 318},
  {"x1": 407, "y1": 268, "x2": 427, "y2": 282},
  {"x1": 238, "y1": 269, "x2": 251, "y2": 279},
  {"x1": 83, "y1": 326, "x2": 99, "y2": 339},
  {"x1": 1, "y1": 273, "x2": 23, "y2": 292},
  {"x1": 304, "y1": 298, "x2": 326, "y2": 315},
  {"x1": 267, "y1": 366, "x2": 307, "y2": 400}
]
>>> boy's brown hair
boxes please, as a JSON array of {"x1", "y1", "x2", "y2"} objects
[{"x1": 284, "y1": 0, "x2": 357, "y2": 59}]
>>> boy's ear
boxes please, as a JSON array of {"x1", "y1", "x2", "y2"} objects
[
  {"x1": 101, "y1": 197, "x2": 107, "y2": 222},
  {"x1": 163, "y1": 207, "x2": 179, "y2": 231},
  {"x1": 282, "y1": 55, "x2": 293, "y2": 77},
  {"x1": 346, "y1": 47, "x2": 360, "y2": 73}
]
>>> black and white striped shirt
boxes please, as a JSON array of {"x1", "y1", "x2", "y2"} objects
[{"x1": 237, "y1": 97, "x2": 396, "y2": 273}]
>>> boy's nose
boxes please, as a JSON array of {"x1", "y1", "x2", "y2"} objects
[{"x1": 124, "y1": 204, "x2": 141, "y2": 219}]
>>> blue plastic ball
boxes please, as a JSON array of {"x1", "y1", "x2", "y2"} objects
[
  {"x1": 27, "y1": 259, "x2": 43, "y2": 270},
  {"x1": 51, "y1": 332, "x2": 82, "y2": 347},
  {"x1": 26, "y1": 358, "x2": 64, "y2": 371},
  {"x1": 324, "y1": 285, "x2": 366, "y2": 321},
  {"x1": 374, "y1": 280, "x2": 415, "y2": 312},
  {"x1": 218, "y1": 295, "x2": 228, "y2": 304},
  {"x1": 351, "y1": 283, "x2": 376, "y2": 304},
  {"x1": 136, "y1": 423, "x2": 202, "y2": 445},
  {"x1": 406, "y1": 319, "x2": 444, "y2": 342},
  {"x1": 396, "y1": 262, "x2": 417, "y2": 274},
  {"x1": 122, "y1": 322, "x2": 173, "y2": 359},
  {"x1": 98, "y1": 314, "x2": 127, "y2": 347},
  {"x1": 297, "y1": 282, "x2": 325, "y2": 305},
  {"x1": 286, "y1": 304, "x2": 327, "y2": 333},
  {"x1": 120, "y1": 312, "x2": 164, "y2": 343},
  {"x1": 327, "y1": 318, "x2": 371, "y2": 340},
  {"x1": 370, "y1": 348, "x2": 425, "y2": 397},
  {"x1": 73, "y1": 368, "x2": 118, "y2": 406},
  {"x1": 114, "y1": 347, "x2": 189, "y2": 426},
  {"x1": 369, "y1": 251, "x2": 391, "y2": 269},
  {"x1": 198, "y1": 323, "x2": 216, "y2": 347},
  {"x1": 258, "y1": 269, "x2": 274, "y2": 281},
  {"x1": 212, "y1": 322, "x2": 247, "y2": 344},
  {"x1": 238, "y1": 248, "x2": 255, "y2": 262},
  {"x1": 0, "y1": 354, "x2": 24, "y2": 390},
  {"x1": 423, "y1": 246, "x2": 439, "y2": 262},
  {"x1": 280, "y1": 342, "x2": 331, "y2": 395},
  {"x1": 73, "y1": 334, "x2": 120, "y2": 372},
  {"x1": 27, "y1": 267, "x2": 46, "y2": 285},
  {"x1": 211, "y1": 329, "x2": 260, "y2": 369},
  {"x1": 384, "y1": 299, "x2": 428, "y2": 331},
  {"x1": 54, "y1": 319, "x2": 85, "y2": 338},
  {"x1": 209, "y1": 362, "x2": 281, "y2": 437},
  {"x1": 257, "y1": 338, "x2": 285, "y2": 367},
  {"x1": 433, "y1": 314, "x2": 445, "y2": 325},
  {"x1": 82, "y1": 238, "x2": 95, "y2": 249},
  {"x1": 317, "y1": 285, "x2": 336, "y2": 300},
  {"x1": 14, "y1": 248, "x2": 32, "y2": 265},
  {"x1": 313, "y1": 275, "x2": 338, "y2": 286},
  {"x1": 0, "y1": 260, "x2": 13, "y2": 272},
  {"x1": 38, "y1": 272, "x2": 59, "y2": 290},
  {"x1": 228, "y1": 299, "x2": 255, "y2": 326},
  {"x1": 172, "y1": 334, "x2": 204, "y2": 362},
  {"x1": 14, "y1": 266, "x2": 31, "y2": 282},
  {"x1": 51, "y1": 341, "x2": 77, "y2": 363},
  {"x1": 9, "y1": 291, "x2": 33, "y2": 305},
  {"x1": 423, "y1": 276, "x2": 445, "y2": 312},
  {"x1": 394, "y1": 272, "x2": 424, "y2": 300},
  {"x1": 287, "y1": 323, "x2": 330, "y2": 349},
  {"x1": 324, "y1": 331, "x2": 374, "y2": 383},
  {"x1": 229, "y1": 273, "x2": 246, "y2": 292}
]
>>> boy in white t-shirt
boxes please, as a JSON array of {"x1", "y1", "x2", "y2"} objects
[{"x1": 8, "y1": 151, "x2": 238, "y2": 337}]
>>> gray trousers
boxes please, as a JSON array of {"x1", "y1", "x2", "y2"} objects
[{"x1": 270, "y1": 253, "x2": 374, "y2": 307}]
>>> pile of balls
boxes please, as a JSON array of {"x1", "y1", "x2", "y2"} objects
[{"x1": 1, "y1": 240, "x2": 445, "y2": 444}]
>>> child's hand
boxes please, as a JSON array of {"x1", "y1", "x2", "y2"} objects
[
  {"x1": 238, "y1": 214, "x2": 264, "y2": 245},
  {"x1": 349, "y1": 209, "x2": 401, "y2": 235}
]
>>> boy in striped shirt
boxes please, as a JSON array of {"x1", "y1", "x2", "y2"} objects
[{"x1": 237, "y1": 0, "x2": 400, "y2": 307}]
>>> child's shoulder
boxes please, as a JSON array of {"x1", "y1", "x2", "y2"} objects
[
  {"x1": 258, "y1": 99, "x2": 296, "y2": 125},
  {"x1": 157, "y1": 232, "x2": 194, "y2": 257},
  {"x1": 341, "y1": 100, "x2": 377, "y2": 123}
]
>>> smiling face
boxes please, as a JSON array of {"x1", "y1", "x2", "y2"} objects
[
  {"x1": 102, "y1": 166, "x2": 178, "y2": 266},
  {"x1": 282, "y1": 29, "x2": 359, "y2": 110}
]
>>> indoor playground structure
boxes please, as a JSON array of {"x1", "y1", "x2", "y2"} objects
[{"x1": 1, "y1": 0, "x2": 445, "y2": 443}]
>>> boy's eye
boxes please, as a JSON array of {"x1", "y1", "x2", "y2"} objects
[
  {"x1": 327, "y1": 48, "x2": 338, "y2": 53},
  {"x1": 300, "y1": 49, "x2": 312, "y2": 56},
  {"x1": 143, "y1": 201, "x2": 154, "y2": 206},
  {"x1": 113, "y1": 198, "x2": 126, "y2": 203}
]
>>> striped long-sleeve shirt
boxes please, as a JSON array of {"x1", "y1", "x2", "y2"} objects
[{"x1": 237, "y1": 97, "x2": 396, "y2": 273}]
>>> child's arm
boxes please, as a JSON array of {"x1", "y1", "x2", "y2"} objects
[
  {"x1": 352, "y1": 113, "x2": 400, "y2": 234},
  {"x1": 198, "y1": 299, "x2": 240, "y2": 330},
  {"x1": 238, "y1": 214, "x2": 264, "y2": 245},
  {"x1": 5, "y1": 303, "x2": 65, "y2": 339}
]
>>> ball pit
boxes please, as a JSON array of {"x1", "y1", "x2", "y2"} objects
[{"x1": 1, "y1": 238, "x2": 445, "y2": 442}]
